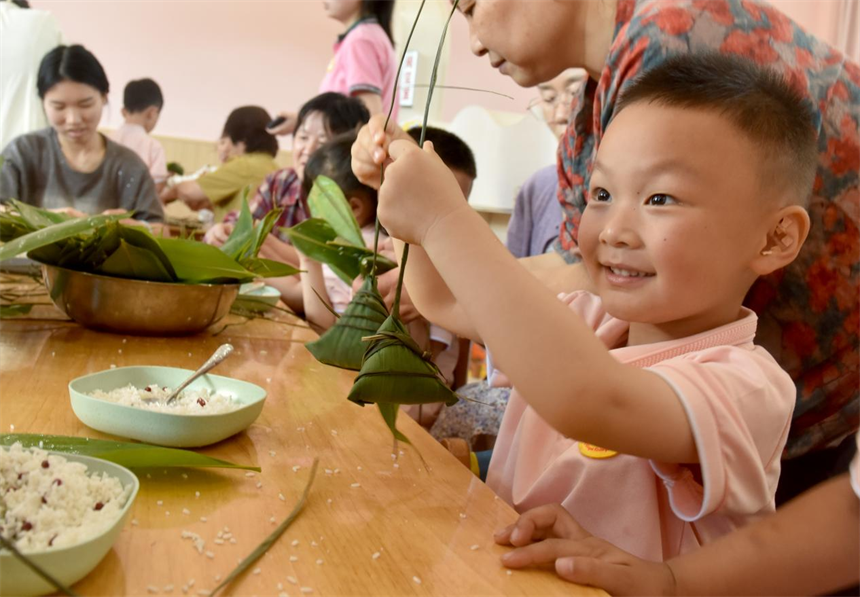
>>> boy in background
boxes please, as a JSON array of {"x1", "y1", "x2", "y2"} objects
[{"x1": 111, "y1": 78, "x2": 168, "y2": 191}]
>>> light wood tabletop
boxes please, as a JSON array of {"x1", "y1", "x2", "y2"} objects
[{"x1": 0, "y1": 274, "x2": 604, "y2": 597}]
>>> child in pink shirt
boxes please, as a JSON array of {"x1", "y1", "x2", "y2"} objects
[
  {"x1": 110, "y1": 78, "x2": 168, "y2": 188},
  {"x1": 350, "y1": 53, "x2": 818, "y2": 561}
]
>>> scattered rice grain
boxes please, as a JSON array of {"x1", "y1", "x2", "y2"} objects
[
  {"x1": 350, "y1": 483, "x2": 361, "y2": 488},
  {"x1": 279, "y1": 493, "x2": 286, "y2": 501},
  {"x1": 291, "y1": 540, "x2": 299, "y2": 547},
  {"x1": 205, "y1": 551, "x2": 215, "y2": 559},
  {"x1": 470, "y1": 544, "x2": 480, "y2": 551},
  {"x1": 253, "y1": 568, "x2": 261, "y2": 575},
  {"x1": 245, "y1": 472, "x2": 255, "y2": 478},
  {"x1": 372, "y1": 552, "x2": 381, "y2": 560},
  {"x1": 315, "y1": 559, "x2": 323, "y2": 565},
  {"x1": 286, "y1": 576, "x2": 298, "y2": 585},
  {"x1": 182, "y1": 508, "x2": 190, "y2": 515},
  {"x1": 289, "y1": 555, "x2": 298, "y2": 562},
  {"x1": 413, "y1": 576, "x2": 422, "y2": 585}
]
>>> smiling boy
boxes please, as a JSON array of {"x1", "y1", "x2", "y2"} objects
[{"x1": 353, "y1": 53, "x2": 818, "y2": 559}]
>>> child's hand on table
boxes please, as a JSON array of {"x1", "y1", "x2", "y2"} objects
[
  {"x1": 351, "y1": 114, "x2": 413, "y2": 190},
  {"x1": 378, "y1": 140, "x2": 469, "y2": 246},
  {"x1": 495, "y1": 504, "x2": 675, "y2": 596}
]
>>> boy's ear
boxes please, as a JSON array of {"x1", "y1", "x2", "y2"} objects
[
  {"x1": 145, "y1": 106, "x2": 160, "y2": 120},
  {"x1": 750, "y1": 205, "x2": 810, "y2": 276},
  {"x1": 121, "y1": 107, "x2": 129, "y2": 119},
  {"x1": 348, "y1": 196, "x2": 371, "y2": 225}
]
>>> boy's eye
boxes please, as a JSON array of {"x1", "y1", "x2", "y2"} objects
[
  {"x1": 646, "y1": 194, "x2": 676, "y2": 206},
  {"x1": 592, "y1": 188, "x2": 611, "y2": 202},
  {"x1": 459, "y1": 0, "x2": 475, "y2": 17}
]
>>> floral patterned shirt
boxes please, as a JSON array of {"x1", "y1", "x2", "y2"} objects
[
  {"x1": 223, "y1": 167, "x2": 307, "y2": 242},
  {"x1": 556, "y1": 0, "x2": 860, "y2": 458}
]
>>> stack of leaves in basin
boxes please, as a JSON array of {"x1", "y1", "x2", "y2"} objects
[
  {"x1": 0, "y1": 196, "x2": 299, "y2": 284},
  {"x1": 284, "y1": 175, "x2": 396, "y2": 370}
]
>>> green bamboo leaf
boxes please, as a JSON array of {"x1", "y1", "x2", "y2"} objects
[
  {"x1": 244, "y1": 257, "x2": 300, "y2": 278},
  {"x1": 156, "y1": 237, "x2": 255, "y2": 283},
  {"x1": 307, "y1": 175, "x2": 365, "y2": 248},
  {"x1": 284, "y1": 219, "x2": 394, "y2": 284},
  {"x1": 0, "y1": 434, "x2": 260, "y2": 471},
  {"x1": 220, "y1": 191, "x2": 254, "y2": 261},
  {"x1": 0, "y1": 536, "x2": 78, "y2": 597},
  {"x1": 246, "y1": 206, "x2": 284, "y2": 263},
  {"x1": 8, "y1": 199, "x2": 72, "y2": 228},
  {"x1": 118, "y1": 225, "x2": 177, "y2": 279},
  {"x1": 348, "y1": 314, "x2": 458, "y2": 407},
  {"x1": 209, "y1": 459, "x2": 319, "y2": 597},
  {"x1": 0, "y1": 213, "x2": 129, "y2": 262},
  {"x1": 97, "y1": 239, "x2": 176, "y2": 282},
  {"x1": 306, "y1": 276, "x2": 389, "y2": 370},
  {"x1": 0, "y1": 303, "x2": 33, "y2": 318},
  {"x1": 376, "y1": 402, "x2": 411, "y2": 445}
]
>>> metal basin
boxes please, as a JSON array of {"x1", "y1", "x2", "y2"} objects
[{"x1": 41, "y1": 264, "x2": 239, "y2": 336}]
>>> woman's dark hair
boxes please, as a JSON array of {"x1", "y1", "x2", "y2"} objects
[
  {"x1": 37, "y1": 45, "x2": 109, "y2": 99},
  {"x1": 361, "y1": 0, "x2": 395, "y2": 45},
  {"x1": 221, "y1": 106, "x2": 278, "y2": 157},
  {"x1": 294, "y1": 92, "x2": 370, "y2": 139},
  {"x1": 301, "y1": 132, "x2": 376, "y2": 207}
]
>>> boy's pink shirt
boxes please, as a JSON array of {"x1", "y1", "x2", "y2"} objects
[
  {"x1": 319, "y1": 21, "x2": 398, "y2": 121},
  {"x1": 487, "y1": 291, "x2": 796, "y2": 561},
  {"x1": 110, "y1": 123, "x2": 168, "y2": 183}
]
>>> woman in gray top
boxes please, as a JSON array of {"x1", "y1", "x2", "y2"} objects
[{"x1": 0, "y1": 44, "x2": 163, "y2": 222}]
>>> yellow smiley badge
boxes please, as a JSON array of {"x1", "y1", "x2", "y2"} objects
[{"x1": 579, "y1": 442, "x2": 618, "y2": 459}]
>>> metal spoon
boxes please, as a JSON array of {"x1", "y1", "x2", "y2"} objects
[{"x1": 162, "y1": 343, "x2": 234, "y2": 405}]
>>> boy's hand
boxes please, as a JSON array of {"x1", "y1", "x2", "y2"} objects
[
  {"x1": 495, "y1": 504, "x2": 676, "y2": 596},
  {"x1": 378, "y1": 140, "x2": 468, "y2": 246},
  {"x1": 351, "y1": 114, "x2": 414, "y2": 190}
]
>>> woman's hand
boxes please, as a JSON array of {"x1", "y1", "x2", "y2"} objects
[
  {"x1": 351, "y1": 114, "x2": 414, "y2": 189},
  {"x1": 204, "y1": 222, "x2": 233, "y2": 247},
  {"x1": 267, "y1": 111, "x2": 298, "y2": 137},
  {"x1": 495, "y1": 504, "x2": 676, "y2": 596}
]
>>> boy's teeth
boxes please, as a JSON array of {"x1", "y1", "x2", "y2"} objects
[{"x1": 610, "y1": 267, "x2": 646, "y2": 277}]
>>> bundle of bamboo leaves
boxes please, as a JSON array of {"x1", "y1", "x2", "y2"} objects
[
  {"x1": 284, "y1": 175, "x2": 395, "y2": 370},
  {"x1": 0, "y1": 196, "x2": 299, "y2": 284},
  {"x1": 296, "y1": 0, "x2": 463, "y2": 444}
]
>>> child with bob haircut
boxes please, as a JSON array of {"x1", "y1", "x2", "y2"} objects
[{"x1": 351, "y1": 53, "x2": 818, "y2": 560}]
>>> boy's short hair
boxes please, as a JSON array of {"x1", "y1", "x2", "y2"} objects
[
  {"x1": 407, "y1": 126, "x2": 477, "y2": 180},
  {"x1": 123, "y1": 78, "x2": 164, "y2": 113},
  {"x1": 295, "y1": 92, "x2": 370, "y2": 139},
  {"x1": 301, "y1": 132, "x2": 377, "y2": 207},
  {"x1": 615, "y1": 53, "x2": 817, "y2": 207}
]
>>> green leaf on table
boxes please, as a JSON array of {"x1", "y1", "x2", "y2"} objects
[
  {"x1": 220, "y1": 191, "x2": 254, "y2": 261},
  {"x1": 97, "y1": 239, "x2": 176, "y2": 282},
  {"x1": 0, "y1": 303, "x2": 34, "y2": 318},
  {"x1": 307, "y1": 175, "x2": 365, "y2": 248},
  {"x1": 156, "y1": 237, "x2": 255, "y2": 283},
  {"x1": 0, "y1": 212, "x2": 130, "y2": 262},
  {"x1": 0, "y1": 434, "x2": 261, "y2": 472},
  {"x1": 209, "y1": 459, "x2": 318, "y2": 596}
]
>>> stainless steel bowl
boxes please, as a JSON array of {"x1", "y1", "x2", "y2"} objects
[{"x1": 41, "y1": 264, "x2": 239, "y2": 336}]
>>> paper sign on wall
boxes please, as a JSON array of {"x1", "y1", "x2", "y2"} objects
[{"x1": 398, "y1": 50, "x2": 418, "y2": 107}]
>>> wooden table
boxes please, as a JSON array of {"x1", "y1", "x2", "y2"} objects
[{"x1": 0, "y1": 276, "x2": 603, "y2": 597}]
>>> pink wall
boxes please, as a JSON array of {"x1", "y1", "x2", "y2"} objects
[
  {"x1": 34, "y1": 0, "x2": 856, "y2": 143},
  {"x1": 36, "y1": 1, "x2": 342, "y2": 145}
]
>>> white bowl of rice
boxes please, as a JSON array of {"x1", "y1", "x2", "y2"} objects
[
  {"x1": 0, "y1": 443, "x2": 139, "y2": 596},
  {"x1": 69, "y1": 366, "x2": 267, "y2": 447}
]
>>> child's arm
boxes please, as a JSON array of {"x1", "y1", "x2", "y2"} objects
[
  {"x1": 298, "y1": 253, "x2": 337, "y2": 331},
  {"x1": 496, "y1": 474, "x2": 860, "y2": 596},
  {"x1": 380, "y1": 141, "x2": 697, "y2": 463}
]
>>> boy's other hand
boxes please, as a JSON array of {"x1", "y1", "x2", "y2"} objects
[
  {"x1": 379, "y1": 140, "x2": 468, "y2": 246},
  {"x1": 351, "y1": 114, "x2": 413, "y2": 190},
  {"x1": 495, "y1": 504, "x2": 676, "y2": 595}
]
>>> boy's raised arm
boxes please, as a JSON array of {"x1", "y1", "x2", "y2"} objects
[{"x1": 380, "y1": 140, "x2": 698, "y2": 464}]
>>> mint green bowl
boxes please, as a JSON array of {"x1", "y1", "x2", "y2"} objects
[
  {"x1": 0, "y1": 452, "x2": 139, "y2": 596},
  {"x1": 69, "y1": 366, "x2": 267, "y2": 448},
  {"x1": 233, "y1": 283, "x2": 281, "y2": 313}
]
